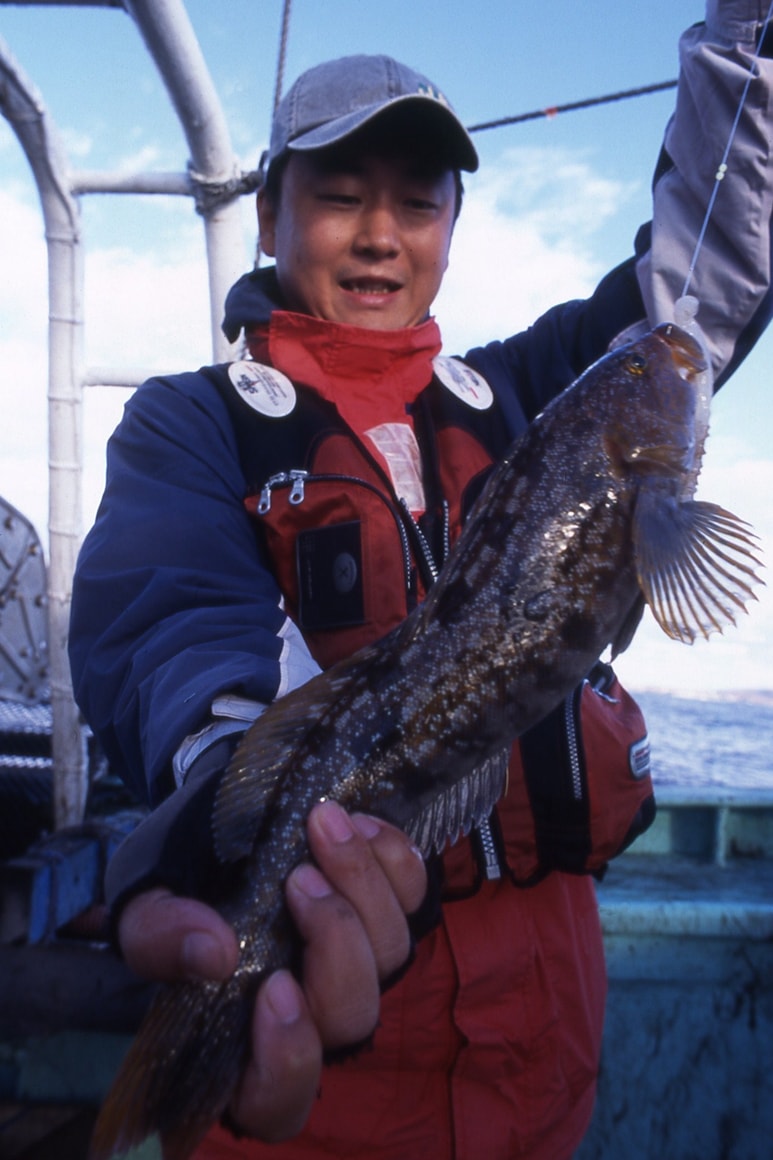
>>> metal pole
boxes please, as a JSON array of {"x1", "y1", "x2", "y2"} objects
[
  {"x1": 1, "y1": 1, "x2": 249, "y2": 832},
  {"x1": 0, "y1": 36, "x2": 87, "y2": 826},
  {"x1": 124, "y1": 0, "x2": 247, "y2": 360}
]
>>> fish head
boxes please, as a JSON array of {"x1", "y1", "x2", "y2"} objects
[
  {"x1": 598, "y1": 324, "x2": 762, "y2": 649},
  {"x1": 599, "y1": 323, "x2": 708, "y2": 494}
]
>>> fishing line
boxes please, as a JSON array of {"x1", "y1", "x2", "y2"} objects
[{"x1": 681, "y1": 2, "x2": 773, "y2": 299}]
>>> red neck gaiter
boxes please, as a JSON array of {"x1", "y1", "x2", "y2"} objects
[{"x1": 245, "y1": 310, "x2": 442, "y2": 433}]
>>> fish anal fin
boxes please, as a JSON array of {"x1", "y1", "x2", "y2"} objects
[
  {"x1": 634, "y1": 493, "x2": 764, "y2": 645},
  {"x1": 405, "y1": 749, "x2": 510, "y2": 856}
]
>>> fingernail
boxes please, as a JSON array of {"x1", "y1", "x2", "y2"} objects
[
  {"x1": 290, "y1": 862, "x2": 333, "y2": 899},
  {"x1": 351, "y1": 813, "x2": 381, "y2": 840},
  {"x1": 264, "y1": 970, "x2": 302, "y2": 1025},
  {"x1": 181, "y1": 931, "x2": 228, "y2": 980},
  {"x1": 316, "y1": 799, "x2": 355, "y2": 844}
]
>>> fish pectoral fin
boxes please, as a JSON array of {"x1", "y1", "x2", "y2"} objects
[
  {"x1": 405, "y1": 748, "x2": 510, "y2": 856},
  {"x1": 633, "y1": 493, "x2": 764, "y2": 645}
]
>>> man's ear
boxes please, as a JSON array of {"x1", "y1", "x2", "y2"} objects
[{"x1": 257, "y1": 188, "x2": 277, "y2": 258}]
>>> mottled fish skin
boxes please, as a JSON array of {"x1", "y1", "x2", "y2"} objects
[{"x1": 89, "y1": 325, "x2": 762, "y2": 1160}]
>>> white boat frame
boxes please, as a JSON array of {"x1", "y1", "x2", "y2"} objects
[{"x1": 0, "y1": 0, "x2": 250, "y2": 826}]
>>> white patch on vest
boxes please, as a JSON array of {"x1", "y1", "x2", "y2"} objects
[
  {"x1": 228, "y1": 360, "x2": 297, "y2": 417},
  {"x1": 629, "y1": 734, "x2": 651, "y2": 780},
  {"x1": 364, "y1": 422, "x2": 426, "y2": 514},
  {"x1": 433, "y1": 355, "x2": 493, "y2": 410}
]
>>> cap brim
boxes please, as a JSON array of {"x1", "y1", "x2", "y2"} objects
[{"x1": 286, "y1": 93, "x2": 479, "y2": 172}]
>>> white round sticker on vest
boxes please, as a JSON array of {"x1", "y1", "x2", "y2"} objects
[
  {"x1": 433, "y1": 356, "x2": 493, "y2": 411},
  {"x1": 228, "y1": 361, "x2": 296, "y2": 417}
]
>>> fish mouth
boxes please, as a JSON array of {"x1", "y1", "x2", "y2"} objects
[
  {"x1": 626, "y1": 441, "x2": 694, "y2": 471},
  {"x1": 656, "y1": 323, "x2": 708, "y2": 382}
]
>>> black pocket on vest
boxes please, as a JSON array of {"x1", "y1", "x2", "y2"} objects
[{"x1": 296, "y1": 521, "x2": 365, "y2": 631}]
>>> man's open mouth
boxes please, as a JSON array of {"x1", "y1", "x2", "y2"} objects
[{"x1": 340, "y1": 278, "x2": 402, "y2": 295}]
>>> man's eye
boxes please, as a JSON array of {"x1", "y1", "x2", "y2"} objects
[{"x1": 318, "y1": 191, "x2": 358, "y2": 205}]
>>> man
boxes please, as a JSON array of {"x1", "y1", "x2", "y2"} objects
[{"x1": 70, "y1": 6, "x2": 773, "y2": 1157}]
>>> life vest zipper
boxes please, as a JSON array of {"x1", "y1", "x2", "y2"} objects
[
  {"x1": 475, "y1": 817, "x2": 502, "y2": 881},
  {"x1": 398, "y1": 498, "x2": 439, "y2": 585},
  {"x1": 564, "y1": 691, "x2": 583, "y2": 801}
]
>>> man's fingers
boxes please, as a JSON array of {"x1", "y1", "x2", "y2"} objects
[
  {"x1": 285, "y1": 860, "x2": 381, "y2": 1049},
  {"x1": 116, "y1": 803, "x2": 429, "y2": 1143},
  {"x1": 308, "y1": 801, "x2": 427, "y2": 979},
  {"x1": 228, "y1": 970, "x2": 322, "y2": 1143},
  {"x1": 118, "y1": 887, "x2": 239, "y2": 982},
  {"x1": 351, "y1": 812, "x2": 427, "y2": 916},
  {"x1": 280, "y1": 800, "x2": 428, "y2": 1050}
]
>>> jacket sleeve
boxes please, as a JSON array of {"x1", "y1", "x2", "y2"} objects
[
  {"x1": 68, "y1": 368, "x2": 319, "y2": 807},
  {"x1": 466, "y1": 1, "x2": 773, "y2": 420},
  {"x1": 637, "y1": 0, "x2": 773, "y2": 384}
]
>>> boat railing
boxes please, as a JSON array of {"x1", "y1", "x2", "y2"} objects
[
  {"x1": 0, "y1": 0, "x2": 254, "y2": 829},
  {"x1": 631, "y1": 783, "x2": 773, "y2": 866}
]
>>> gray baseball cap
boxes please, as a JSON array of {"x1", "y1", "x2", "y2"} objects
[{"x1": 267, "y1": 54, "x2": 479, "y2": 173}]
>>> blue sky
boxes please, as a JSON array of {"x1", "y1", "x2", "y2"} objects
[{"x1": 1, "y1": 0, "x2": 771, "y2": 693}]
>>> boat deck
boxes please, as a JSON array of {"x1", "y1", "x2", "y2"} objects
[
  {"x1": 579, "y1": 790, "x2": 773, "y2": 1160},
  {"x1": 1, "y1": 780, "x2": 772, "y2": 1158}
]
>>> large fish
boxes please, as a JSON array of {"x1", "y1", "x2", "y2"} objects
[{"x1": 90, "y1": 324, "x2": 761, "y2": 1160}]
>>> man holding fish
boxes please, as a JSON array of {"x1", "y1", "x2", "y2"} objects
[{"x1": 70, "y1": 2, "x2": 773, "y2": 1158}]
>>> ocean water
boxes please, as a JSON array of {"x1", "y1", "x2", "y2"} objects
[{"x1": 634, "y1": 690, "x2": 773, "y2": 790}]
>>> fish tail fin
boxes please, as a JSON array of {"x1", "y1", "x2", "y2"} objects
[
  {"x1": 634, "y1": 495, "x2": 764, "y2": 644},
  {"x1": 89, "y1": 973, "x2": 255, "y2": 1160}
]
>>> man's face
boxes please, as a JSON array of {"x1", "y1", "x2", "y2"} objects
[{"x1": 258, "y1": 147, "x2": 458, "y2": 330}]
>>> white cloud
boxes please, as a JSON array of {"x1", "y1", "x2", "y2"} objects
[
  {"x1": 60, "y1": 126, "x2": 94, "y2": 160},
  {"x1": 0, "y1": 188, "x2": 49, "y2": 535},
  {"x1": 0, "y1": 188, "x2": 48, "y2": 323},
  {"x1": 0, "y1": 185, "x2": 217, "y2": 542},
  {"x1": 111, "y1": 143, "x2": 163, "y2": 174},
  {"x1": 83, "y1": 244, "x2": 211, "y2": 367},
  {"x1": 435, "y1": 146, "x2": 637, "y2": 352}
]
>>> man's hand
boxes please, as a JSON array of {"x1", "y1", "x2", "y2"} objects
[{"x1": 117, "y1": 800, "x2": 427, "y2": 1143}]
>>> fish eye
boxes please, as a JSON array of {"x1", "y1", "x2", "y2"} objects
[{"x1": 625, "y1": 353, "x2": 647, "y2": 376}]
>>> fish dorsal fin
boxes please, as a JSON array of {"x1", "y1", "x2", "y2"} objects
[
  {"x1": 633, "y1": 492, "x2": 764, "y2": 644},
  {"x1": 212, "y1": 654, "x2": 373, "y2": 863},
  {"x1": 404, "y1": 749, "x2": 510, "y2": 856}
]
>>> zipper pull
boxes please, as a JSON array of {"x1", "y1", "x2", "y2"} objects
[
  {"x1": 257, "y1": 483, "x2": 273, "y2": 515},
  {"x1": 289, "y1": 469, "x2": 307, "y2": 505},
  {"x1": 257, "y1": 471, "x2": 290, "y2": 515}
]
